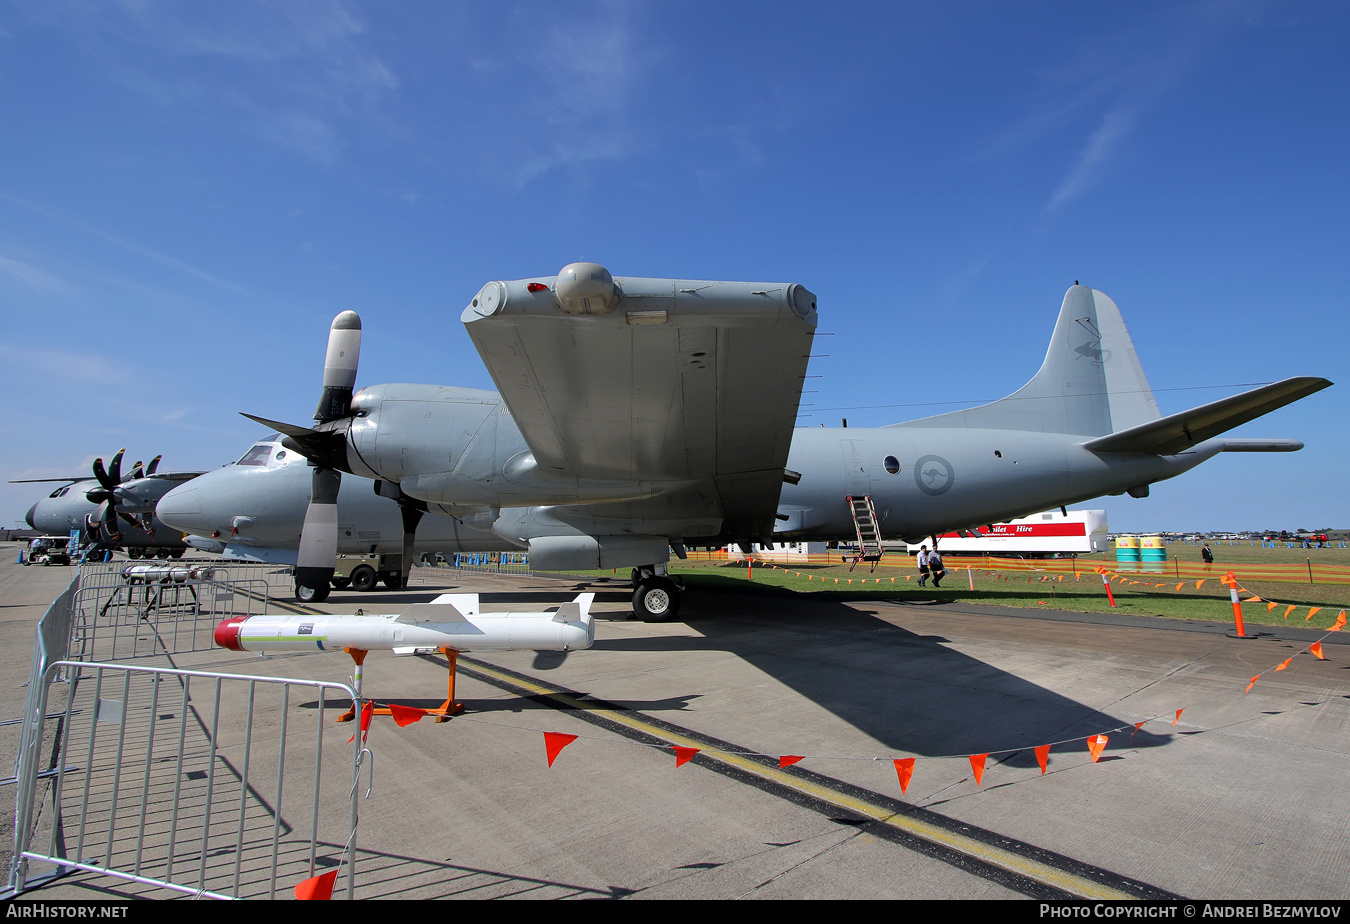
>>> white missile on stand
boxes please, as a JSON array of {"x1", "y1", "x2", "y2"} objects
[{"x1": 213, "y1": 592, "x2": 596, "y2": 723}]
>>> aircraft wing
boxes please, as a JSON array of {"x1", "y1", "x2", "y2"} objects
[
  {"x1": 1083, "y1": 376, "x2": 1331, "y2": 455},
  {"x1": 462, "y1": 270, "x2": 817, "y2": 539}
]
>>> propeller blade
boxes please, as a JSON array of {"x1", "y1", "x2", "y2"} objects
[
  {"x1": 295, "y1": 467, "x2": 341, "y2": 595},
  {"x1": 93, "y1": 499, "x2": 114, "y2": 526},
  {"x1": 146, "y1": 455, "x2": 162, "y2": 476},
  {"x1": 124, "y1": 460, "x2": 144, "y2": 482},
  {"x1": 314, "y1": 311, "x2": 362, "y2": 423},
  {"x1": 93, "y1": 456, "x2": 114, "y2": 491},
  {"x1": 107, "y1": 449, "x2": 124, "y2": 486}
]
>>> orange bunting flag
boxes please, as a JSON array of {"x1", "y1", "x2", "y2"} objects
[
  {"x1": 1275, "y1": 658, "x2": 1292, "y2": 672},
  {"x1": 1196, "y1": 580, "x2": 1205, "y2": 590},
  {"x1": 1131, "y1": 721, "x2": 1145, "y2": 739},
  {"x1": 673, "y1": 746, "x2": 699, "y2": 768},
  {"x1": 1267, "y1": 601, "x2": 1280, "y2": 613},
  {"x1": 1310, "y1": 642, "x2": 1325, "y2": 661},
  {"x1": 1284, "y1": 605, "x2": 1297, "y2": 619},
  {"x1": 544, "y1": 732, "x2": 578, "y2": 767},
  {"x1": 1087, "y1": 734, "x2": 1108, "y2": 763},
  {"x1": 1305, "y1": 607, "x2": 1322, "y2": 622},
  {"x1": 294, "y1": 869, "x2": 339, "y2": 901},
  {"x1": 1038, "y1": 601, "x2": 1047, "y2": 605},
  {"x1": 347, "y1": 700, "x2": 375, "y2": 745},
  {"x1": 893, "y1": 758, "x2": 915, "y2": 793},
  {"x1": 968, "y1": 753, "x2": 988, "y2": 786},
  {"x1": 779, "y1": 755, "x2": 805, "y2": 769},
  {"x1": 1246, "y1": 676, "x2": 1259, "y2": 693},
  {"x1": 1034, "y1": 745, "x2": 1050, "y2": 775},
  {"x1": 1244, "y1": 596, "x2": 1262, "y2": 603},
  {"x1": 1175, "y1": 583, "x2": 1185, "y2": 592},
  {"x1": 1331, "y1": 612, "x2": 1346, "y2": 632},
  {"x1": 388, "y1": 703, "x2": 428, "y2": 727},
  {"x1": 1173, "y1": 709, "x2": 1184, "y2": 727}
]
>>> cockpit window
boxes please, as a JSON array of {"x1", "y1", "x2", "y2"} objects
[
  {"x1": 236, "y1": 444, "x2": 276, "y2": 466},
  {"x1": 49, "y1": 485, "x2": 71, "y2": 498}
]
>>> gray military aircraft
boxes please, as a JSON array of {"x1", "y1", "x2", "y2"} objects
[
  {"x1": 155, "y1": 264, "x2": 1330, "y2": 617},
  {"x1": 14, "y1": 451, "x2": 201, "y2": 558}
]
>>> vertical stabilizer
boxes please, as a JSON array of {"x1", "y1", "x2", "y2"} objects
[{"x1": 891, "y1": 286, "x2": 1160, "y2": 436}]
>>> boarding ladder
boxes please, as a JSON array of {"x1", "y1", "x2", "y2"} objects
[{"x1": 846, "y1": 495, "x2": 885, "y2": 572}]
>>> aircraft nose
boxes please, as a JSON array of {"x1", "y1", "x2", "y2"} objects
[
  {"x1": 24, "y1": 503, "x2": 38, "y2": 529},
  {"x1": 156, "y1": 484, "x2": 208, "y2": 533}
]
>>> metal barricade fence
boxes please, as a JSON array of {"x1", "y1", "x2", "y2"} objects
[
  {"x1": 413, "y1": 552, "x2": 531, "y2": 583},
  {"x1": 11, "y1": 661, "x2": 363, "y2": 900},
  {"x1": 69, "y1": 560, "x2": 297, "y2": 663},
  {"x1": 7, "y1": 563, "x2": 369, "y2": 899}
]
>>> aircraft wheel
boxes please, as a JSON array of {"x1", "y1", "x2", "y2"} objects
[
  {"x1": 127, "y1": 547, "x2": 141, "y2": 559},
  {"x1": 171, "y1": 549, "x2": 184, "y2": 559},
  {"x1": 156, "y1": 549, "x2": 171, "y2": 559},
  {"x1": 633, "y1": 577, "x2": 680, "y2": 622},
  {"x1": 295, "y1": 581, "x2": 330, "y2": 604},
  {"x1": 382, "y1": 573, "x2": 403, "y2": 590},
  {"x1": 350, "y1": 565, "x2": 378, "y2": 593},
  {"x1": 331, "y1": 577, "x2": 352, "y2": 589}
]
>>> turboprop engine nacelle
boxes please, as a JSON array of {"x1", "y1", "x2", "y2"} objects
[{"x1": 212, "y1": 592, "x2": 595, "y2": 654}]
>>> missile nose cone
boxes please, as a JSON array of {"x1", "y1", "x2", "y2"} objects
[
  {"x1": 24, "y1": 503, "x2": 38, "y2": 529},
  {"x1": 214, "y1": 615, "x2": 249, "y2": 651}
]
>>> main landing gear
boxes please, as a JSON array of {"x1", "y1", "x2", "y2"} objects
[{"x1": 631, "y1": 565, "x2": 684, "y2": 621}]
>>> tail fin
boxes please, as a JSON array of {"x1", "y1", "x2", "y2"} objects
[
  {"x1": 892, "y1": 285, "x2": 1160, "y2": 436},
  {"x1": 554, "y1": 592, "x2": 596, "y2": 622}
]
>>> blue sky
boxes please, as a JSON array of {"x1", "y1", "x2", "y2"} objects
[{"x1": 1, "y1": 1, "x2": 1345, "y2": 533}]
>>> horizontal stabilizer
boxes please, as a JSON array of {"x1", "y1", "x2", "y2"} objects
[
  {"x1": 553, "y1": 592, "x2": 596, "y2": 622},
  {"x1": 1219, "y1": 439, "x2": 1304, "y2": 452},
  {"x1": 1083, "y1": 377, "x2": 1331, "y2": 455}
]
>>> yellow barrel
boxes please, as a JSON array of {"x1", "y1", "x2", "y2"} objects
[
  {"x1": 1115, "y1": 535, "x2": 1141, "y2": 563},
  {"x1": 1140, "y1": 534, "x2": 1167, "y2": 562}
]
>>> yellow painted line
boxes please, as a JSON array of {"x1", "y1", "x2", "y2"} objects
[{"x1": 459, "y1": 658, "x2": 1136, "y2": 900}]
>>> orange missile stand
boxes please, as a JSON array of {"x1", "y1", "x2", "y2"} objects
[{"x1": 336, "y1": 645, "x2": 466, "y2": 724}]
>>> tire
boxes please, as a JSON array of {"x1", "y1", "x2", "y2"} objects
[
  {"x1": 331, "y1": 577, "x2": 352, "y2": 589},
  {"x1": 156, "y1": 549, "x2": 171, "y2": 559},
  {"x1": 171, "y1": 549, "x2": 185, "y2": 559},
  {"x1": 383, "y1": 573, "x2": 403, "y2": 590},
  {"x1": 350, "y1": 565, "x2": 378, "y2": 593},
  {"x1": 295, "y1": 581, "x2": 330, "y2": 604},
  {"x1": 633, "y1": 577, "x2": 680, "y2": 622}
]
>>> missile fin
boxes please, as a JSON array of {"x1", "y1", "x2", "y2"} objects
[
  {"x1": 430, "y1": 593, "x2": 480, "y2": 616},
  {"x1": 553, "y1": 592, "x2": 595, "y2": 622},
  {"x1": 395, "y1": 602, "x2": 469, "y2": 625}
]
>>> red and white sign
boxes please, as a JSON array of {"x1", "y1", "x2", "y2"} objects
[{"x1": 909, "y1": 510, "x2": 1107, "y2": 555}]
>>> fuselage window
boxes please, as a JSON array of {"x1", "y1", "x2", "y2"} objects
[{"x1": 883, "y1": 455, "x2": 900, "y2": 474}]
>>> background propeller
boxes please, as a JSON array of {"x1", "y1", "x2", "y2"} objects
[{"x1": 85, "y1": 449, "x2": 147, "y2": 539}]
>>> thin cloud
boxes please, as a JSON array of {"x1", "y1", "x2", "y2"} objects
[{"x1": 1043, "y1": 107, "x2": 1135, "y2": 213}]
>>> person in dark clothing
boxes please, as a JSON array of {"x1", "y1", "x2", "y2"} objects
[{"x1": 1202, "y1": 543, "x2": 1214, "y2": 565}]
